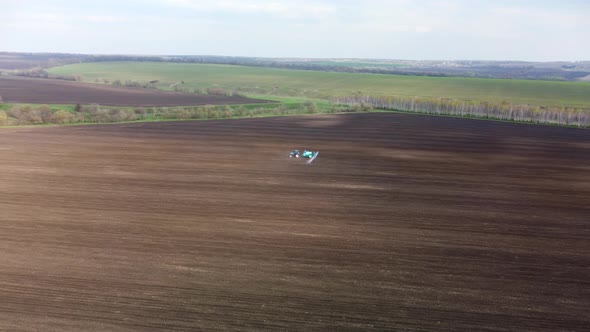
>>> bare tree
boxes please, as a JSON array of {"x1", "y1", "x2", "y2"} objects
[
  {"x1": 0, "y1": 110, "x2": 7, "y2": 125},
  {"x1": 38, "y1": 105, "x2": 53, "y2": 123},
  {"x1": 51, "y1": 110, "x2": 73, "y2": 124},
  {"x1": 304, "y1": 101, "x2": 318, "y2": 114}
]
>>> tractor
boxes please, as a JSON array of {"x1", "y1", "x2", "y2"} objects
[{"x1": 289, "y1": 149, "x2": 319, "y2": 163}]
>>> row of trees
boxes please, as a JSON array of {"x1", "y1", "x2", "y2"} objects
[
  {"x1": 0, "y1": 102, "x2": 331, "y2": 126},
  {"x1": 119, "y1": 101, "x2": 325, "y2": 121},
  {"x1": 1, "y1": 106, "x2": 83, "y2": 125},
  {"x1": 13, "y1": 69, "x2": 81, "y2": 81},
  {"x1": 332, "y1": 96, "x2": 590, "y2": 127},
  {"x1": 108, "y1": 79, "x2": 158, "y2": 89},
  {"x1": 2, "y1": 98, "x2": 587, "y2": 128},
  {"x1": 89, "y1": 78, "x2": 241, "y2": 96}
]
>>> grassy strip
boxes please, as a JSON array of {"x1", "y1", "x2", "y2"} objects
[
  {"x1": 4, "y1": 107, "x2": 586, "y2": 130},
  {"x1": 1, "y1": 93, "x2": 587, "y2": 129},
  {"x1": 2, "y1": 100, "x2": 588, "y2": 129},
  {"x1": 0, "y1": 98, "x2": 340, "y2": 127}
]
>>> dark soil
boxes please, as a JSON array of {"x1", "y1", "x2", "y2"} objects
[
  {"x1": 0, "y1": 113, "x2": 588, "y2": 331},
  {"x1": 0, "y1": 76, "x2": 268, "y2": 106}
]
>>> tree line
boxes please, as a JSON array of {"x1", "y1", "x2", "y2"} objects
[
  {"x1": 3, "y1": 97, "x2": 586, "y2": 128},
  {"x1": 13, "y1": 69, "x2": 81, "y2": 81},
  {"x1": 0, "y1": 101, "x2": 335, "y2": 126},
  {"x1": 331, "y1": 95, "x2": 590, "y2": 127}
]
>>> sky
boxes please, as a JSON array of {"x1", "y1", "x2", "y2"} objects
[{"x1": 2, "y1": 0, "x2": 589, "y2": 61}]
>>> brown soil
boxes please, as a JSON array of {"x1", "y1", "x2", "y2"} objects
[
  {"x1": 0, "y1": 113, "x2": 589, "y2": 331},
  {"x1": 0, "y1": 76, "x2": 268, "y2": 106}
]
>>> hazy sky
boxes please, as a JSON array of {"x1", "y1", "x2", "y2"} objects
[{"x1": 2, "y1": 0, "x2": 589, "y2": 61}]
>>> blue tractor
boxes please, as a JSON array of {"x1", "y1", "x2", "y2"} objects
[{"x1": 289, "y1": 149, "x2": 319, "y2": 163}]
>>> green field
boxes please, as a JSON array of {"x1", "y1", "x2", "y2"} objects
[{"x1": 48, "y1": 62, "x2": 590, "y2": 108}]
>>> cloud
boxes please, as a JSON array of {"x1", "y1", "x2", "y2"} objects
[
  {"x1": 161, "y1": 0, "x2": 335, "y2": 19},
  {"x1": 85, "y1": 15, "x2": 125, "y2": 23},
  {"x1": 2, "y1": 0, "x2": 589, "y2": 60},
  {"x1": 4, "y1": 12, "x2": 71, "y2": 31},
  {"x1": 492, "y1": 5, "x2": 587, "y2": 27},
  {"x1": 8, "y1": 10, "x2": 127, "y2": 25}
]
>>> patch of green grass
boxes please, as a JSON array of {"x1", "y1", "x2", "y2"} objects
[{"x1": 48, "y1": 62, "x2": 590, "y2": 108}]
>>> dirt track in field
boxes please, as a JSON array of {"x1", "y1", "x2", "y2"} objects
[
  {"x1": 0, "y1": 76, "x2": 267, "y2": 106},
  {"x1": 1, "y1": 113, "x2": 589, "y2": 331}
]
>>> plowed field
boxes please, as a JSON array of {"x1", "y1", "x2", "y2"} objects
[
  {"x1": 1, "y1": 113, "x2": 589, "y2": 331},
  {"x1": 0, "y1": 76, "x2": 267, "y2": 106}
]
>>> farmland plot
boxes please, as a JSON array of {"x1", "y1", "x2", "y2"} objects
[{"x1": 0, "y1": 113, "x2": 588, "y2": 331}]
